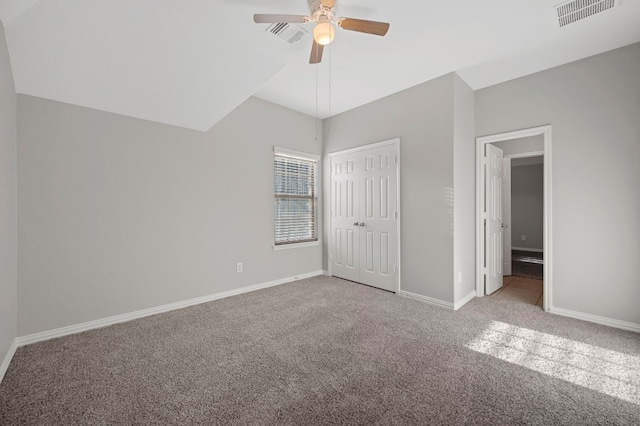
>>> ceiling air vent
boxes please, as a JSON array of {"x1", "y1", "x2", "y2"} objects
[
  {"x1": 554, "y1": 0, "x2": 619, "y2": 27},
  {"x1": 266, "y1": 23, "x2": 308, "y2": 45}
]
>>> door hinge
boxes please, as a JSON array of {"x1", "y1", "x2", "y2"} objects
[
  {"x1": 394, "y1": 211, "x2": 398, "y2": 219},
  {"x1": 395, "y1": 156, "x2": 398, "y2": 164}
]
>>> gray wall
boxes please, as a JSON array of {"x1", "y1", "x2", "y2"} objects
[
  {"x1": 323, "y1": 73, "x2": 475, "y2": 304},
  {"x1": 17, "y1": 95, "x2": 323, "y2": 336},
  {"x1": 0, "y1": 22, "x2": 17, "y2": 369},
  {"x1": 476, "y1": 42, "x2": 640, "y2": 324},
  {"x1": 511, "y1": 164, "x2": 544, "y2": 250}
]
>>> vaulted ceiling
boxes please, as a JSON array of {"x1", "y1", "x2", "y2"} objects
[{"x1": 1, "y1": 0, "x2": 639, "y2": 131}]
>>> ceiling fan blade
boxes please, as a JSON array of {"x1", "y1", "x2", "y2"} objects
[
  {"x1": 253, "y1": 14, "x2": 308, "y2": 24},
  {"x1": 309, "y1": 41, "x2": 324, "y2": 64},
  {"x1": 337, "y1": 18, "x2": 390, "y2": 36},
  {"x1": 321, "y1": 0, "x2": 336, "y2": 7}
]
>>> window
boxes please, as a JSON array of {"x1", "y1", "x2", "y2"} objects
[{"x1": 274, "y1": 148, "x2": 318, "y2": 247}]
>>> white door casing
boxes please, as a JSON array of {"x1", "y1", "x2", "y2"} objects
[
  {"x1": 475, "y1": 125, "x2": 552, "y2": 311},
  {"x1": 502, "y1": 157, "x2": 512, "y2": 276},
  {"x1": 485, "y1": 144, "x2": 504, "y2": 295},
  {"x1": 330, "y1": 140, "x2": 399, "y2": 293}
]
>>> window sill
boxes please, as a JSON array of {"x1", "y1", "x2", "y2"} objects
[{"x1": 273, "y1": 241, "x2": 320, "y2": 251}]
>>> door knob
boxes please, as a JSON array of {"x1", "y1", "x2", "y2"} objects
[
  {"x1": 359, "y1": 222, "x2": 365, "y2": 227},
  {"x1": 353, "y1": 222, "x2": 359, "y2": 226}
]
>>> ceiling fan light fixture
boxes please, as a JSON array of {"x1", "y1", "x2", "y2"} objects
[
  {"x1": 253, "y1": 0, "x2": 390, "y2": 64},
  {"x1": 313, "y1": 22, "x2": 335, "y2": 45}
]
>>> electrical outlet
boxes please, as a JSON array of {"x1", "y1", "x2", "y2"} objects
[
  {"x1": 236, "y1": 262, "x2": 243, "y2": 273},
  {"x1": 521, "y1": 235, "x2": 526, "y2": 241}
]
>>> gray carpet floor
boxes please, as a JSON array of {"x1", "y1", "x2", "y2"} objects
[{"x1": 1, "y1": 275, "x2": 639, "y2": 425}]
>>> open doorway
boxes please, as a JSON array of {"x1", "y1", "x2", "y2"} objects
[
  {"x1": 508, "y1": 155, "x2": 544, "y2": 280},
  {"x1": 476, "y1": 126, "x2": 552, "y2": 311},
  {"x1": 494, "y1": 152, "x2": 544, "y2": 307}
]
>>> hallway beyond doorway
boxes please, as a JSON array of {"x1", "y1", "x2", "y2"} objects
[{"x1": 512, "y1": 250, "x2": 543, "y2": 280}]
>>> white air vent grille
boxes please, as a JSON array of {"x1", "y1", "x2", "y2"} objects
[
  {"x1": 267, "y1": 23, "x2": 308, "y2": 45},
  {"x1": 554, "y1": 0, "x2": 619, "y2": 27}
]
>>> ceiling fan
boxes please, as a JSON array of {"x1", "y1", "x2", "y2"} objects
[{"x1": 254, "y1": 0, "x2": 390, "y2": 64}]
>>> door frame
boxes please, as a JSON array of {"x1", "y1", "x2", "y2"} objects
[
  {"x1": 476, "y1": 126, "x2": 552, "y2": 311},
  {"x1": 328, "y1": 138, "x2": 401, "y2": 293}
]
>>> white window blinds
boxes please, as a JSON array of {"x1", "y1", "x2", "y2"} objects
[{"x1": 274, "y1": 150, "x2": 318, "y2": 246}]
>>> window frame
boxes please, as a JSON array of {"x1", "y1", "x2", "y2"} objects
[{"x1": 273, "y1": 147, "x2": 320, "y2": 250}]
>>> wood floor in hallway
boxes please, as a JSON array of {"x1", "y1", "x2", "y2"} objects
[{"x1": 491, "y1": 275, "x2": 543, "y2": 307}]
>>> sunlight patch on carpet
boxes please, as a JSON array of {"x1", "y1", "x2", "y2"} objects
[{"x1": 466, "y1": 321, "x2": 640, "y2": 405}]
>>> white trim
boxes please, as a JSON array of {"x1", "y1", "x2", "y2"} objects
[
  {"x1": 454, "y1": 291, "x2": 476, "y2": 311},
  {"x1": 327, "y1": 138, "x2": 402, "y2": 294},
  {"x1": 549, "y1": 307, "x2": 640, "y2": 333},
  {"x1": 476, "y1": 126, "x2": 550, "y2": 144},
  {"x1": 396, "y1": 141, "x2": 402, "y2": 294},
  {"x1": 398, "y1": 290, "x2": 454, "y2": 310},
  {"x1": 543, "y1": 127, "x2": 553, "y2": 312},
  {"x1": 476, "y1": 125, "x2": 552, "y2": 312},
  {"x1": 0, "y1": 338, "x2": 18, "y2": 384},
  {"x1": 273, "y1": 241, "x2": 320, "y2": 250},
  {"x1": 16, "y1": 271, "x2": 324, "y2": 347}
]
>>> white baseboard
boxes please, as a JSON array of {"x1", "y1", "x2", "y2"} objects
[
  {"x1": 16, "y1": 270, "x2": 324, "y2": 347},
  {"x1": 512, "y1": 247, "x2": 543, "y2": 253},
  {"x1": 454, "y1": 290, "x2": 476, "y2": 310},
  {"x1": 549, "y1": 306, "x2": 640, "y2": 333},
  {"x1": 0, "y1": 338, "x2": 18, "y2": 384},
  {"x1": 398, "y1": 290, "x2": 454, "y2": 310}
]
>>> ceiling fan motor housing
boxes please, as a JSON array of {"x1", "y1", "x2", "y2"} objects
[{"x1": 308, "y1": 0, "x2": 335, "y2": 22}]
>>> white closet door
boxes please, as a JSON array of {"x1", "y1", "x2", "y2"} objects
[
  {"x1": 330, "y1": 142, "x2": 398, "y2": 292},
  {"x1": 358, "y1": 145, "x2": 397, "y2": 292}
]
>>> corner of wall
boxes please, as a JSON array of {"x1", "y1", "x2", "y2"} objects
[
  {"x1": 0, "y1": 19, "x2": 19, "y2": 385},
  {"x1": 0, "y1": 339, "x2": 18, "y2": 384},
  {"x1": 452, "y1": 73, "x2": 476, "y2": 304}
]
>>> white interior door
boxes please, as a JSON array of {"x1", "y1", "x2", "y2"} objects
[
  {"x1": 502, "y1": 157, "x2": 512, "y2": 276},
  {"x1": 485, "y1": 144, "x2": 504, "y2": 295},
  {"x1": 330, "y1": 142, "x2": 398, "y2": 292}
]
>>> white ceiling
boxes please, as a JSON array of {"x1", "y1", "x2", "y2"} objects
[{"x1": 1, "y1": 0, "x2": 639, "y2": 131}]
